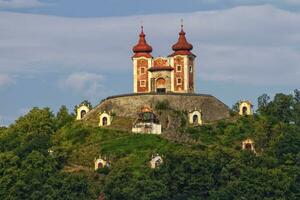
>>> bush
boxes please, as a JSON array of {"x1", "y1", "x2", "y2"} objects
[{"x1": 155, "y1": 100, "x2": 170, "y2": 110}]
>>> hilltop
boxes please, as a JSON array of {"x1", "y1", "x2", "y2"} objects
[{"x1": 0, "y1": 91, "x2": 300, "y2": 200}]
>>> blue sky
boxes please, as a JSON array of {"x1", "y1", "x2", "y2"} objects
[{"x1": 1, "y1": 0, "x2": 300, "y2": 125}]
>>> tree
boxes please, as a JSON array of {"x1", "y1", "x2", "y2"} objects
[
  {"x1": 12, "y1": 107, "x2": 56, "y2": 135},
  {"x1": 4, "y1": 107, "x2": 57, "y2": 156},
  {"x1": 293, "y1": 89, "x2": 300, "y2": 126},
  {"x1": 268, "y1": 93, "x2": 294, "y2": 123},
  {"x1": 294, "y1": 89, "x2": 300, "y2": 103},
  {"x1": 56, "y1": 105, "x2": 74, "y2": 128},
  {"x1": 231, "y1": 101, "x2": 240, "y2": 115},
  {"x1": 257, "y1": 93, "x2": 270, "y2": 114}
]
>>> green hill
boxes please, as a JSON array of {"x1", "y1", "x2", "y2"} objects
[{"x1": 0, "y1": 91, "x2": 300, "y2": 200}]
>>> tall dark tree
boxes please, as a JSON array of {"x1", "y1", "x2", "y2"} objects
[
  {"x1": 257, "y1": 93, "x2": 270, "y2": 114},
  {"x1": 294, "y1": 89, "x2": 300, "y2": 102},
  {"x1": 268, "y1": 93, "x2": 294, "y2": 123},
  {"x1": 56, "y1": 105, "x2": 74, "y2": 128}
]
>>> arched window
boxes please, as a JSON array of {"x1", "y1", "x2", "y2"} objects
[
  {"x1": 102, "y1": 117, "x2": 108, "y2": 126},
  {"x1": 245, "y1": 143, "x2": 252, "y2": 150},
  {"x1": 98, "y1": 162, "x2": 103, "y2": 169},
  {"x1": 193, "y1": 114, "x2": 198, "y2": 124},
  {"x1": 242, "y1": 106, "x2": 248, "y2": 115},
  {"x1": 177, "y1": 78, "x2": 182, "y2": 85},
  {"x1": 81, "y1": 110, "x2": 87, "y2": 119}
]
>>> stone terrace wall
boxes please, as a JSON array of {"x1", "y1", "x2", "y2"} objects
[{"x1": 83, "y1": 93, "x2": 230, "y2": 125}]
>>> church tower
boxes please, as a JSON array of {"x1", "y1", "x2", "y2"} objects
[
  {"x1": 132, "y1": 26, "x2": 152, "y2": 93},
  {"x1": 132, "y1": 23, "x2": 196, "y2": 94},
  {"x1": 169, "y1": 24, "x2": 196, "y2": 93}
]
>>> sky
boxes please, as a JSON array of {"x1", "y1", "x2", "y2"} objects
[{"x1": 0, "y1": 0, "x2": 300, "y2": 125}]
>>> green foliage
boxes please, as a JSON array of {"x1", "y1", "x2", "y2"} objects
[
  {"x1": 56, "y1": 105, "x2": 74, "y2": 129},
  {"x1": 96, "y1": 166, "x2": 110, "y2": 175},
  {"x1": 0, "y1": 108, "x2": 93, "y2": 200},
  {"x1": 155, "y1": 100, "x2": 170, "y2": 110},
  {"x1": 1, "y1": 91, "x2": 300, "y2": 199},
  {"x1": 257, "y1": 93, "x2": 270, "y2": 114},
  {"x1": 231, "y1": 101, "x2": 240, "y2": 113},
  {"x1": 0, "y1": 150, "x2": 91, "y2": 200},
  {"x1": 258, "y1": 92, "x2": 300, "y2": 125},
  {"x1": 0, "y1": 107, "x2": 56, "y2": 156}
]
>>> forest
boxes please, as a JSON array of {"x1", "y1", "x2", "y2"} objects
[{"x1": 0, "y1": 90, "x2": 300, "y2": 200}]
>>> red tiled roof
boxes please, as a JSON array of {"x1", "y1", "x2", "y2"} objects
[
  {"x1": 170, "y1": 25, "x2": 194, "y2": 57},
  {"x1": 132, "y1": 26, "x2": 152, "y2": 58}
]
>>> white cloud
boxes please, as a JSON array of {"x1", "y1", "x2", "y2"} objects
[
  {"x1": 0, "y1": 5, "x2": 300, "y2": 86},
  {"x1": 282, "y1": 0, "x2": 300, "y2": 5},
  {"x1": 198, "y1": 0, "x2": 300, "y2": 7},
  {"x1": 0, "y1": 74, "x2": 14, "y2": 86},
  {"x1": 59, "y1": 72, "x2": 105, "y2": 97},
  {"x1": 0, "y1": 0, "x2": 46, "y2": 9}
]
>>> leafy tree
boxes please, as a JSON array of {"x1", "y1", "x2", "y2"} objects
[
  {"x1": 294, "y1": 89, "x2": 300, "y2": 102},
  {"x1": 12, "y1": 107, "x2": 56, "y2": 135},
  {"x1": 257, "y1": 93, "x2": 270, "y2": 114},
  {"x1": 0, "y1": 107, "x2": 56, "y2": 156},
  {"x1": 267, "y1": 93, "x2": 294, "y2": 123},
  {"x1": 293, "y1": 89, "x2": 300, "y2": 126},
  {"x1": 1, "y1": 91, "x2": 300, "y2": 199},
  {"x1": 56, "y1": 105, "x2": 74, "y2": 128},
  {"x1": 230, "y1": 101, "x2": 240, "y2": 116}
]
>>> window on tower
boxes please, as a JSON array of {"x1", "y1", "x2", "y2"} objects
[
  {"x1": 140, "y1": 80, "x2": 146, "y2": 87},
  {"x1": 177, "y1": 65, "x2": 181, "y2": 72},
  {"x1": 140, "y1": 67, "x2": 145, "y2": 75},
  {"x1": 189, "y1": 66, "x2": 193, "y2": 73},
  {"x1": 177, "y1": 78, "x2": 182, "y2": 85}
]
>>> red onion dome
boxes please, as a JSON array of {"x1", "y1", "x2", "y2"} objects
[
  {"x1": 132, "y1": 26, "x2": 152, "y2": 57},
  {"x1": 172, "y1": 26, "x2": 193, "y2": 52}
]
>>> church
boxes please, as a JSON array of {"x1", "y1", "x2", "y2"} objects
[
  {"x1": 75, "y1": 24, "x2": 253, "y2": 133},
  {"x1": 133, "y1": 25, "x2": 195, "y2": 93}
]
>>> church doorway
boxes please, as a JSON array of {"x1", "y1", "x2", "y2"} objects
[
  {"x1": 156, "y1": 78, "x2": 166, "y2": 93},
  {"x1": 242, "y1": 106, "x2": 248, "y2": 115},
  {"x1": 102, "y1": 117, "x2": 108, "y2": 126},
  {"x1": 81, "y1": 110, "x2": 87, "y2": 119}
]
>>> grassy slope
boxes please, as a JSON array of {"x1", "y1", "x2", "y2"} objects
[
  {"x1": 50, "y1": 115, "x2": 263, "y2": 197},
  {"x1": 52, "y1": 116, "x2": 257, "y2": 169},
  {"x1": 52, "y1": 122, "x2": 188, "y2": 175}
]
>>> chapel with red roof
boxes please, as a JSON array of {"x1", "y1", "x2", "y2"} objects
[{"x1": 132, "y1": 24, "x2": 195, "y2": 93}]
